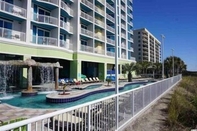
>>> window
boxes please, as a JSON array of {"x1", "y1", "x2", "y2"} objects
[
  {"x1": 138, "y1": 48, "x2": 141, "y2": 51},
  {"x1": 138, "y1": 44, "x2": 141, "y2": 47},
  {"x1": 0, "y1": 19, "x2": 12, "y2": 38},
  {"x1": 81, "y1": 24, "x2": 87, "y2": 29},
  {"x1": 81, "y1": 39, "x2": 87, "y2": 45},
  {"x1": 138, "y1": 32, "x2": 140, "y2": 34},
  {"x1": 37, "y1": 28, "x2": 50, "y2": 44},
  {"x1": 138, "y1": 40, "x2": 141, "y2": 42},
  {"x1": 138, "y1": 36, "x2": 140, "y2": 38}
]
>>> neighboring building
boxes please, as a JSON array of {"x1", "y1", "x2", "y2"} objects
[
  {"x1": 0, "y1": 0, "x2": 134, "y2": 86},
  {"x1": 133, "y1": 28, "x2": 161, "y2": 63}
]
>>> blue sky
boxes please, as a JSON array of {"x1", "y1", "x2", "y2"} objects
[{"x1": 133, "y1": 0, "x2": 197, "y2": 71}]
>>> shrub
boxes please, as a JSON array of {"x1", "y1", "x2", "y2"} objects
[{"x1": 0, "y1": 118, "x2": 27, "y2": 131}]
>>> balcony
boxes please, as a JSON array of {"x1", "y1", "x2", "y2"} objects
[
  {"x1": 121, "y1": 24, "x2": 126, "y2": 30},
  {"x1": 107, "y1": 38, "x2": 115, "y2": 45},
  {"x1": 121, "y1": 54, "x2": 126, "y2": 59},
  {"x1": 107, "y1": 25, "x2": 115, "y2": 33},
  {"x1": 121, "y1": 33, "x2": 126, "y2": 38},
  {"x1": 95, "y1": 34, "x2": 105, "y2": 41},
  {"x1": 121, "y1": 5, "x2": 126, "y2": 11},
  {"x1": 60, "y1": 20, "x2": 73, "y2": 33},
  {"x1": 60, "y1": 40, "x2": 73, "y2": 50},
  {"x1": 94, "y1": 19, "x2": 105, "y2": 27},
  {"x1": 94, "y1": 6, "x2": 105, "y2": 16},
  {"x1": 107, "y1": 14, "x2": 115, "y2": 22},
  {"x1": 0, "y1": 27, "x2": 26, "y2": 41},
  {"x1": 32, "y1": 35, "x2": 58, "y2": 46},
  {"x1": 107, "y1": 51, "x2": 115, "y2": 57},
  {"x1": 121, "y1": 15, "x2": 126, "y2": 20},
  {"x1": 94, "y1": 48, "x2": 105, "y2": 55},
  {"x1": 0, "y1": 1, "x2": 26, "y2": 18},
  {"x1": 128, "y1": 21, "x2": 133, "y2": 27},
  {"x1": 106, "y1": 3, "x2": 114, "y2": 12},
  {"x1": 61, "y1": 1, "x2": 73, "y2": 16},
  {"x1": 81, "y1": 28, "x2": 93, "y2": 37},
  {"x1": 81, "y1": 0, "x2": 93, "y2": 9},
  {"x1": 122, "y1": 0, "x2": 126, "y2": 3},
  {"x1": 80, "y1": 44, "x2": 93, "y2": 53},
  {"x1": 129, "y1": 47, "x2": 134, "y2": 52},
  {"x1": 80, "y1": 12, "x2": 93, "y2": 22},
  {"x1": 128, "y1": 38, "x2": 133, "y2": 43},
  {"x1": 97, "y1": 0, "x2": 105, "y2": 4},
  {"x1": 33, "y1": 13, "x2": 58, "y2": 26},
  {"x1": 39, "y1": 0, "x2": 58, "y2": 5},
  {"x1": 121, "y1": 43, "x2": 126, "y2": 48},
  {"x1": 129, "y1": 56, "x2": 135, "y2": 61}
]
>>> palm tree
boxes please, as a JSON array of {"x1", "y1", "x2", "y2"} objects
[
  {"x1": 122, "y1": 62, "x2": 136, "y2": 82},
  {"x1": 135, "y1": 62, "x2": 143, "y2": 75}
]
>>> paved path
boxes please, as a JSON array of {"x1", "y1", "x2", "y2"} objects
[{"x1": 0, "y1": 104, "x2": 57, "y2": 122}]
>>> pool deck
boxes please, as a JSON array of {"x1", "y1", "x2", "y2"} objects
[{"x1": 0, "y1": 78, "x2": 152, "y2": 123}]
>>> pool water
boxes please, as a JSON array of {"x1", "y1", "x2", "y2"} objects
[
  {"x1": 84, "y1": 84, "x2": 103, "y2": 90},
  {"x1": 1, "y1": 84, "x2": 141, "y2": 109}
]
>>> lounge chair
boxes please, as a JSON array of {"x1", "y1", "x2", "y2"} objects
[
  {"x1": 96, "y1": 77, "x2": 101, "y2": 82},
  {"x1": 73, "y1": 78, "x2": 81, "y2": 85},
  {"x1": 81, "y1": 78, "x2": 87, "y2": 84},
  {"x1": 89, "y1": 78, "x2": 95, "y2": 83},
  {"x1": 85, "y1": 78, "x2": 92, "y2": 83}
]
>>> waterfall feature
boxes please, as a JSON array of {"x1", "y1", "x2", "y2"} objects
[
  {"x1": 39, "y1": 64, "x2": 54, "y2": 91},
  {"x1": 0, "y1": 63, "x2": 14, "y2": 98}
]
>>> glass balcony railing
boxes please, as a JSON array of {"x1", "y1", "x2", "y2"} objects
[
  {"x1": 60, "y1": 40, "x2": 73, "y2": 50},
  {"x1": 0, "y1": 1, "x2": 26, "y2": 18},
  {"x1": 94, "y1": 6, "x2": 105, "y2": 16},
  {"x1": 60, "y1": 20, "x2": 73, "y2": 33},
  {"x1": 33, "y1": 13, "x2": 58, "y2": 26},
  {"x1": 94, "y1": 34, "x2": 105, "y2": 41},
  {"x1": 94, "y1": 19, "x2": 105, "y2": 27},
  {"x1": 0, "y1": 27, "x2": 26, "y2": 41},
  {"x1": 39, "y1": 0, "x2": 58, "y2": 5},
  {"x1": 81, "y1": 28, "x2": 93, "y2": 37},
  {"x1": 80, "y1": 44, "x2": 93, "y2": 53},
  {"x1": 107, "y1": 51, "x2": 115, "y2": 57},
  {"x1": 106, "y1": 3, "x2": 114, "y2": 11},
  {"x1": 61, "y1": 1, "x2": 73, "y2": 16},
  {"x1": 81, "y1": 0, "x2": 93, "y2": 9},
  {"x1": 94, "y1": 48, "x2": 105, "y2": 55},
  {"x1": 107, "y1": 25, "x2": 115, "y2": 33},
  {"x1": 107, "y1": 38, "x2": 115, "y2": 45},
  {"x1": 32, "y1": 35, "x2": 57, "y2": 46},
  {"x1": 107, "y1": 14, "x2": 115, "y2": 22},
  {"x1": 121, "y1": 54, "x2": 126, "y2": 59},
  {"x1": 80, "y1": 11, "x2": 93, "y2": 22}
]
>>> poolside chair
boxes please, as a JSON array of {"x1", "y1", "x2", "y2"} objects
[
  {"x1": 92, "y1": 77, "x2": 98, "y2": 82},
  {"x1": 85, "y1": 78, "x2": 92, "y2": 83},
  {"x1": 96, "y1": 77, "x2": 102, "y2": 82},
  {"x1": 73, "y1": 78, "x2": 81, "y2": 85},
  {"x1": 81, "y1": 78, "x2": 87, "y2": 84},
  {"x1": 89, "y1": 78, "x2": 96, "y2": 83}
]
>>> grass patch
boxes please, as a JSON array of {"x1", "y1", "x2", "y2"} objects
[
  {"x1": 166, "y1": 76, "x2": 197, "y2": 130},
  {"x1": 0, "y1": 118, "x2": 27, "y2": 131}
]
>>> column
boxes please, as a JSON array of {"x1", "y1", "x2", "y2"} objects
[
  {"x1": 98, "y1": 63, "x2": 106, "y2": 81},
  {"x1": 70, "y1": 60, "x2": 81, "y2": 80},
  {"x1": 27, "y1": 66, "x2": 32, "y2": 91}
]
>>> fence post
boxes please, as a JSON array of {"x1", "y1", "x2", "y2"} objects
[
  {"x1": 27, "y1": 123, "x2": 31, "y2": 131},
  {"x1": 88, "y1": 105, "x2": 91, "y2": 131}
]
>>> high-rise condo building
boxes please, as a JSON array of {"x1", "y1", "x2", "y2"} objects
[
  {"x1": 133, "y1": 28, "x2": 161, "y2": 63},
  {"x1": 0, "y1": 0, "x2": 134, "y2": 85}
]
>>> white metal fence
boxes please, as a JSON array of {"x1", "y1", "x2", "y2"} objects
[{"x1": 0, "y1": 75, "x2": 182, "y2": 131}]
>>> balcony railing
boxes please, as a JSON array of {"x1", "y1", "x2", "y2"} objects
[
  {"x1": 81, "y1": 28, "x2": 93, "y2": 37},
  {"x1": 60, "y1": 40, "x2": 73, "y2": 50},
  {"x1": 97, "y1": 0, "x2": 105, "y2": 4},
  {"x1": 39, "y1": 0, "x2": 58, "y2": 5},
  {"x1": 107, "y1": 38, "x2": 115, "y2": 45},
  {"x1": 121, "y1": 15, "x2": 126, "y2": 20},
  {"x1": 121, "y1": 5, "x2": 125, "y2": 11},
  {"x1": 107, "y1": 14, "x2": 115, "y2": 22},
  {"x1": 121, "y1": 43, "x2": 126, "y2": 48},
  {"x1": 121, "y1": 24, "x2": 126, "y2": 29},
  {"x1": 0, "y1": 1, "x2": 26, "y2": 18},
  {"x1": 95, "y1": 34, "x2": 105, "y2": 41},
  {"x1": 80, "y1": 11, "x2": 93, "y2": 22},
  {"x1": 121, "y1": 33, "x2": 126, "y2": 38},
  {"x1": 129, "y1": 56, "x2": 136, "y2": 60},
  {"x1": 94, "y1": 6, "x2": 105, "y2": 16},
  {"x1": 107, "y1": 25, "x2": 115, "y2": 33},
  {"x1": 33, "y1": 13, "x2": 58, "y2": 26},
  {"x1": 130, "y1": 47, "x2": 134, "y2": 52},
  {"x1": 107, "y1": 51, "x2": 115, "y2": 57},
  {"x1": 60, "y1": 21, "x2": 73, "y2": 33},
  {"x1": 81, "y1": 0, "x2": 93, "y2": 9},
  {"x1": 122, "y1": 0, "x2": 126, "y2": 3},
  {"x1": 106, "y1": 3, "x2": 114, "y2": 11},
  {"x1": 80, "y1": 44, "x2": 93, "y2": 53},
  {"x1": 121, "y1": 54, "x2": 126, "y2": 59},
  {"x1": 94, "y1": 19, "x2": 105, "y2": 27},
  {"x1": 61, "y1": 1, "x2": 73, "y2": 16},
  {"x1": 94, "y1": 48, "x2": 105, "y2": 55},
  {"x1": 0, "y1": 27, "x2": 26, "y2": 41},
  {"x1": 32, "y1": 35, "x2": 57, "y2": 46}
]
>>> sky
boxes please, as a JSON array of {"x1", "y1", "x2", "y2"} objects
[{"x1": 133, "y1": 0, "x2": 197, "y2": 71}]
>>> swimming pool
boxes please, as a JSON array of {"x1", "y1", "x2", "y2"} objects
[{"x1": 1, "y1": 83, "x2": 143, "y2": 109}]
